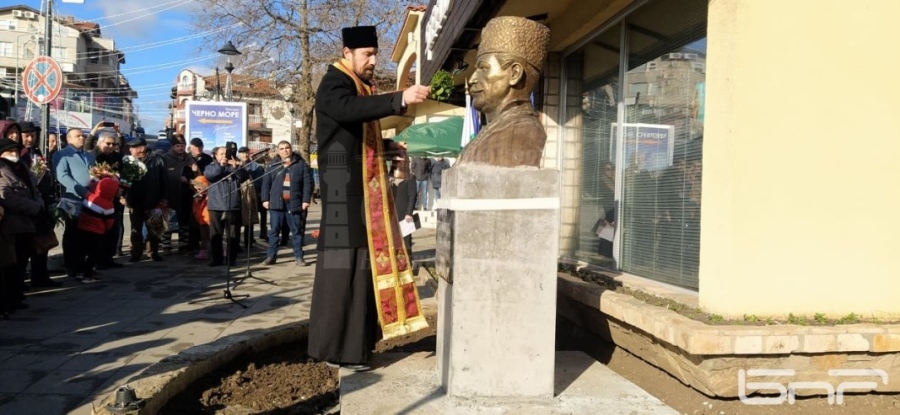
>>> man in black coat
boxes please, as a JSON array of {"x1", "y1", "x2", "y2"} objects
[
  {"x1": 125, "y1": 137, "x2": 167, "y2": 262},
  {"x1": 260, "y1": 141, "x2": 313, "y2": 266},
  {"x1": 307, "y1": 25, "x2": 430, "y2": 371},
  {"x1": 204, "y1": 146, "x2": 249, "y2": 266},
  {"x1": 391, "y1": 159, "x2": 417, "y2": 254},
  {"x1": 410, "y1": 156, "x2": 431, "y2": 210},
  {"x1": 125, "y1": 137, "x2": 168, "y2": 262}
]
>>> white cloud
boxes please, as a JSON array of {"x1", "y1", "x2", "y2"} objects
[{"x1": 87, "y1": 0, "x2": 193, "y2": 40}]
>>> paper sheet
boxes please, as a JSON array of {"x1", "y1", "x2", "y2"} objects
[
  {"x1": 400, "y1": 219, "x2": 418, "y2": 237},
  {"x1": 598, "y1": 224, "x2": 615, "y2": 242}
]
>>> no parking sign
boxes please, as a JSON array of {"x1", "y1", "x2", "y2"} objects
[{"x1": 22, "y1": 56, "x2": 63, "y2": 105}]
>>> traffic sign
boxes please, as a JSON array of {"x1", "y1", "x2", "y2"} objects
[{"x1": 22, "y1": 56, "x2": 63, "y2": 106}]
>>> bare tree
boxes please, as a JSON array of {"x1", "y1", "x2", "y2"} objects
[{"x1": 189, "y1": 0, "x2": 414, "y2": 160}]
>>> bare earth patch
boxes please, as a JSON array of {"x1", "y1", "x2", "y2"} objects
[{"x1": 160, "y1": 312, "x2": 437, "y2": 415}]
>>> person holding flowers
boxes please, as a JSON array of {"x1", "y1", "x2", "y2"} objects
[
  {"x1": 123, "y1": 137, "x2": 166, "y2": 262},
  {"x1": 0, "y1": 137, "x2": 43, "y2": 309},
  {"x1": 93, "y1": 131, "x2": 126, "y2": 269},
  {"x1": 17, "y1": 122, "x2": 59, "y2": 287}
]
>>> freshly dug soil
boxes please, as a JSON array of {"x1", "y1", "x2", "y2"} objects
[{"x1": 160, "y1": 312, "x2": 437, "y2": 415}]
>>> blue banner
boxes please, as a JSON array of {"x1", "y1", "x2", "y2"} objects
[{"x1": 184, "y1": 101, "x2": 248, "y2": 150}]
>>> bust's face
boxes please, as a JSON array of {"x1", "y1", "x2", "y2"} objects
[{"x1": 468, "y1": 53, "x2": 511, "y2": 115}]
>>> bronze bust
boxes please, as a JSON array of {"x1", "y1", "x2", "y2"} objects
[{"x1": 456, "y1": 16, "x2": 551, "y2": 168}]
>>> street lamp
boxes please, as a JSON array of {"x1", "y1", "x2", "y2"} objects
[{"x1": 217, "y1": 40, "x2": 241, "y2": 102}]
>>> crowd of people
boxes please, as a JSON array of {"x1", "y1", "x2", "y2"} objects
[
  {"x1": 0, "y1": 118, "x2": 318, "y2": 316},
  {"x1": 2, "y1": 24, "x2": 437, "y2": 375}
]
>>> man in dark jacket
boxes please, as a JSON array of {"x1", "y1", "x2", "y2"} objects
[
  {"x1": 409, "y1": 156, "x2": 431, "y2": 210},
  {"x1": 204, "y1": 146, "x2": 249, "y2": 266},
  {"x1": 160, "y1": 134, "x2": 196, "y2": 252},
  {"x1": 125, "y1": 137, "x2": 168, "y2": 262},
  {"x1": 190, "y1": 138, "x2": 213, "y2": 174},
  {"x1": 237, "y1": 146, "x2": 264, "y2": 249},
  {"x1": 391, "y1": 159, "x2": 417, "y2": 254},
  {"x1": 260, "y1": 141, "x2": 312, "y2": 266},
  {"x1": 429, "y1": 156, "x2": 450, "y2": 206},
  {"x1": 308, "y1": 25, "x2": 430, "y2": 370}
]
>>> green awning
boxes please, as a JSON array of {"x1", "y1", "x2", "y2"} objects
[{"x1": 395, "y1": 116, "x2": 463, "y2": 157}]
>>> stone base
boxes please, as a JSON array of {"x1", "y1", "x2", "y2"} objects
[
  {"x1": 339, "y1": 351, "x2": 678, "y2": 415},
  {"x1": 557, "y1": 273, "x2": 900, "y2": 397}
]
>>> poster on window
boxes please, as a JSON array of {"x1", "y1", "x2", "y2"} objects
[{"x1": 610, "y1": 123, "x2": 675, "y2": 171}]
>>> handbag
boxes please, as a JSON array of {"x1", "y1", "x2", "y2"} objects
[{"x1": 33, "y1": 231, "x2": 60, "y2": 254}]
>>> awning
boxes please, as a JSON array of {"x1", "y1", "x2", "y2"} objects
[{"x1": 395, "y1": 116, "x2": 464, "y2": 157}]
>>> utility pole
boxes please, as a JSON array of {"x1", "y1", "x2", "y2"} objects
[{"x1": 40, "y1": 0, "x2": 53, "y2": 156}]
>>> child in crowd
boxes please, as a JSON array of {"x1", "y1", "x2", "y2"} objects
[
  {"x1": 77, "y1": 176, "x2": 119, "y2": 283},
  {"x1": 192, "y1": 176, "x2": 211, "y2": 260}
]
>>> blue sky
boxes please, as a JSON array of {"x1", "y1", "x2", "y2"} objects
[{"x1": 20, "y1": 0, "x2": 212, "y2": 134}]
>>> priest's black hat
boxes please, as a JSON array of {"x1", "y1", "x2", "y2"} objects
[{"x1": 342, "y1": 26, "x2": 378, "y2": 49}]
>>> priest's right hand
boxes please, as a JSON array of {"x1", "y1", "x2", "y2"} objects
[{"x1": 402, "y1": 85, "x2": 430, "y2": 106}]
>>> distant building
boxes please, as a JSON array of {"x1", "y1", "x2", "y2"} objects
[
  {"x1": 0, "y1": 5, "x2": 137, "y2": 132},
  {"x1": 170, "y1": 69, "x2": 294, "y2": 150}
]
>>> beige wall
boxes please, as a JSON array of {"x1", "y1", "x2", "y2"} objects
[
  {"x1": 411, "y1": 99, "x2": 465, "y2": 124},
  {"x1": 700, "y1": 0, "x2": 900, "y2": 317}
]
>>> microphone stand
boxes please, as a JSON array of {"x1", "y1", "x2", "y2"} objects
[
  {"x1": 189, "y1": 159, "x2": 253, "y2": 308},
  {"x1": 233, "y1": 158, "x2": 286, "y2": 289}
]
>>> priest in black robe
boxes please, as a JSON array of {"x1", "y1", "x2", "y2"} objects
[{"x1": 308, "y1": 25, "x2": 430, "y2": 371}]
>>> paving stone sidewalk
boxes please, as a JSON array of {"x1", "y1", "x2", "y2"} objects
[{"x1": 0, "y1": 204, "x2": 439, "y2": 415}]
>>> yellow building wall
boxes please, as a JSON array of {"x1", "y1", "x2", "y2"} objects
[
  {"x1": 700, "y1": 0, "x2": 900, "y2": 317},
  {"x1": 411, "y1": 99, "x2": 465, "y2": 125}
]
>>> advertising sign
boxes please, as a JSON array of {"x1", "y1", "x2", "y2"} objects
[
  {"x1": 610, "y1": 123, "x2": 675, "y2": 171},
  {"x1": 184, "y1": 101, "x2": 248, "y2": 150}
]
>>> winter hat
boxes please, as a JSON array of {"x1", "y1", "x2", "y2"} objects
[
  {"x1": 0, "y1": 138, "x2": 18, "y2": 154},
  {"x1": 83, "y1": 176, "x2": 119, "y2": 214}
]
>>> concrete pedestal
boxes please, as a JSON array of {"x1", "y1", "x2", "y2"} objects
[{"x1": 434, "y1": 165, "x2": 560, "y2": 399}]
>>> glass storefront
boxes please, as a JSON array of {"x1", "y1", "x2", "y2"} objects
[{"x1": 566, "y1": 0, "x2": 707, "y2": 289}]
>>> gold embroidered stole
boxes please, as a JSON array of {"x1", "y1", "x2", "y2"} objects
[{"x1": 333, "y1": 60, "x2": 429, "y2": 339}]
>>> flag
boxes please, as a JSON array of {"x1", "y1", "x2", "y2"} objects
[{"x1": 461, "y1": 93, "x2": 479, "y2": 148}]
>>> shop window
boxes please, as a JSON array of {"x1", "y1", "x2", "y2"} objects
[
  {"x1": 565, "y1": 22, "x2": 622, "y2": 267},
  {"x1": 562, "y1": 0, "x2": 707, "y2": 290},
  {"x1": 620, "y1": 0, "x2": 707, "y2": 289}
]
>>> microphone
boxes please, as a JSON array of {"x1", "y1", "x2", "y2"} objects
[{"x1": 249, "y1": 148, "x2": 269, "y2": 159}]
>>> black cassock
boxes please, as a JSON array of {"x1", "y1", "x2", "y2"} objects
[{"x1": 308, "y1": 64, "x2": 405, "y2": 365}]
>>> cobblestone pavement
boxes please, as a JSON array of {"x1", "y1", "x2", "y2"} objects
[{"x1": 0, "y1": 204, "x2": 438, "y2": 414}]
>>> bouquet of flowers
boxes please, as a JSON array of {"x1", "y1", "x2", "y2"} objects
[
  {"x1": 90, "y1": 162, "x2": 118, "y2": 181},
  {"x1": 120, "y1": 156, "x2": 147, "y2": 188},
  {"x1": 31, "y1": 155, "x2": 49, "y2": 183}
]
